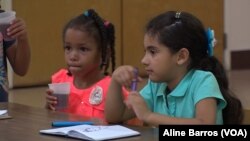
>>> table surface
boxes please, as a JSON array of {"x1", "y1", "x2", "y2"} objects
[{"x1": 0, "y1": 102, "x2": 158, "y2": 141}]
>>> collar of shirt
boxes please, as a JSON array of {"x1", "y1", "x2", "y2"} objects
[{"x1": 156, "y1": 69, "x2": 194, "y2": 98}]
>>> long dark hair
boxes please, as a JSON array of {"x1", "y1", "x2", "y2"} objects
[
  {"x1": 145, "y1": 11, "x2": 243, "y2": 124},
  {"x1": 62, "y1": 9, "x2": 116, "y2": 75}
]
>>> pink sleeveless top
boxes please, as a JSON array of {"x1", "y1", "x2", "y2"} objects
[{"x1": 51, "y1": 69, "x2": 128, "y2": 120}]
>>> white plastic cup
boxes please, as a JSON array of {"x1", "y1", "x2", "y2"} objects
[
  {"x1": 0, "y1": 11, "x2": 16, "y2": 41},
  {"x1": 48, "y1": 82, "x2": 70, "y2": 111}
]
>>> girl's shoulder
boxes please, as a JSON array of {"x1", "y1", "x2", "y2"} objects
[
  {"x1": 95, "y1": 75, "x2": 111, "y2": 86},
  {"x1": 191, "y1": 69, "x2": 216, "y2": 82},
  {"x1": 189, "y1": 70, "x2": 222, "y2": 99},
  {"x1": 51, "y1": 68, "x2": 72, "y2": 83}
]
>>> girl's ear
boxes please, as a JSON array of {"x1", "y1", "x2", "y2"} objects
[{"x1": 176, "y1": 48, "x2": 189, "y2": 65}]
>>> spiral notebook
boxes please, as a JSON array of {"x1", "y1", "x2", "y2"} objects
[{"x1": 40, "y1": 124, "x2": 140, "y2": 141}]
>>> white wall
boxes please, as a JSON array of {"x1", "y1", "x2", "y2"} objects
[
  {"x1": 224, "y1": 0, "x2": 250, "y2": 70},
  {"x1": 1, "y1": 0, "x2": 12, "y2": 10}
]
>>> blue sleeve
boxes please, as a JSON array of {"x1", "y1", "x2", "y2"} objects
[{"x1": 193, "y1": 72, "x2": 227, "y2": 110}]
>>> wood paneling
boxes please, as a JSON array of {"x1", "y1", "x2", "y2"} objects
[
  {"x1": 231, "y1": 50, "x2": 250, "y2": 70},
  {"x1": 12, "y1": 0, "x2": 122, "y2": 87},
  {"x1": 122, "y1": 0, "x2": 224, "y2": 76},
  {"x1": 11, "y1": 0, "x2": 224, "y2": 87}
]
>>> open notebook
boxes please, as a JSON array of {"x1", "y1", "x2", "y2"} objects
[{"x1": 40, "y1": 124, "x2": 140, "y2": 141}]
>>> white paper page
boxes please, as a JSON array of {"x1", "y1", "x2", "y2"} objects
[
  {"x1": 0, "y1": 110, "x2": 7, "y2": 115},
  {"x1": 40, "y1": 125, "x2": 140, "y2": 141},
  {"x1": 40, "y1": 126, "x2": 75, "y2": 135},
  {"x1": 74, "y1": 125, "x2": 140, "y2": 140}
]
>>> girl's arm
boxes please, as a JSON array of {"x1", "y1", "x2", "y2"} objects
[
  {"x1": 6, "y1": 18, "x2": 31, "y2": 76},
  {"x1": 138, "y1": 98, "x2": 217, "y2": 125},
  {"x1": 105, "y1": 66, "x2": 137, "y2": 123},
  {"x1": 105, "y1": 79, "x2": 136, "y2": 123}
]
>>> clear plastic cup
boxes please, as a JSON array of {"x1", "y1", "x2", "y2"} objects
[
  {"x1": 48, "y1": 82, "x2": 70, "y2": 111},
  {"x1": 0, "y1": 11, "x2": 16, "y2": 41}
]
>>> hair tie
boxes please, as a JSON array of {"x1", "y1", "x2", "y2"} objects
[
  {"x1": 175, "y1": 12, "x2": 181, "y2": 19},
  {"x1": 206, "y1": 28, "x2": 217, "y2": 56},
  {"x1": 83, "y1": 10, "x2": 89, "y2": 17},
  {"x1": 104, "y1": 21, "x2": 110, "y2": 27}
]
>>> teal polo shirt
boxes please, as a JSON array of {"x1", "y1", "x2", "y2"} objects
[{"x1": 140, "y1": 69, "x2": 226, "y2": 124}]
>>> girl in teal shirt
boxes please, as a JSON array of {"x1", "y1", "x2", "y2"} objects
[{"x1": 105, "y1": 11, "x2": 243, "y2": 125}]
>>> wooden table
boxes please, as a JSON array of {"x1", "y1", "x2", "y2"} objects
[{"x1": 0, "y1": 102, "x2": 158, "y2": 141}]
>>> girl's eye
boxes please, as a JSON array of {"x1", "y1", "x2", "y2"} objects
[
  {"x1": 64, "y1": 45, "x2": 71, "y2": 51},
  {"x1": 80, "y1": 47, "x2": 89, "y2": 52},
  {"x1": 146, "y1": 46, "x2": 158, "y2": 56},
  {"x1": 149, "y1": 49, "x2": 156, "y2": 55}
]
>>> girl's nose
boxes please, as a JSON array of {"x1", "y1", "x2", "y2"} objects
[
  {"x1": 141, "y1": 54, "x2": 148, "y2": 66},
  {"x1": 69, "y1": 50, "x2": 78, "y2": 61}
]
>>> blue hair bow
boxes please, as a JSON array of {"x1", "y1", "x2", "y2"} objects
[
  {"x1": 83, "y1": 10, "x2": 89, "y2": 16},
  {"x1": 206, "y1": 28, "x2": 216, "y2": 56}
]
